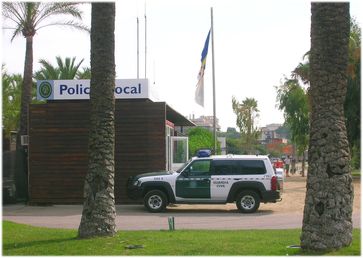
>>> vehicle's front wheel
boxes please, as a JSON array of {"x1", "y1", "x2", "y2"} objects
[
  {"x1": 144, "y1": 190, "x2": 168, "y2": 213},
  {"x1": 236, "y1": 190, "x2": 260, "y2": 213}
]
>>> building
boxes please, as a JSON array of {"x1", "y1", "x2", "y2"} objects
[
  {"x1": 259, "y1": 124, "x2": 293, "y2": 156},
  {"x1": 28, "y1": 79, "x2": 194, "y2": 204},
  {"x1": 189, "y1": 115, "x2": 221, "y2": 132},
  {"x1": 259, "y1": 123, "x2": 283, "y2": 144}
]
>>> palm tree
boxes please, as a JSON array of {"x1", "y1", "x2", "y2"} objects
[
  {"x1": 2, "y1": 68, "x2": 22, "y2": 136},
  {"x1": 300, "y1": 3, "x2": 353, "y2": 251},
  {"x1": 34, "y1": 56, "x2": 85, "y2": 80},
  {"x1": 232, "y1": 97, "x2": 260, "y2": 154},
  {"x1": 77, "y1": 67, "x2": 91, "y2": 79},
  {"x1": 292, "y1": 19, "x2": 361, "y2": 170},
  {"x1": 2, "y1": 2, "x2": 89, "y2": 199},
  {"x1": 292, "y1": 53, "x2": 310, "y2": 85},
  {"x1": 78, "y1": 3, "x2": 116, "y2": 238}
]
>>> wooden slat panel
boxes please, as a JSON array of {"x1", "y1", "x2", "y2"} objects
[{"x1": 29, "y1": 100, "x2": 166, "y2": 204}]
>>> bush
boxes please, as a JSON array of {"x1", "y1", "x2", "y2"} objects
[
  {"x1": 187, "y1": 127, "x2": 220, "y2": 157},
  {"x1": 351, "y1": 144, "x2": 360, "y2": 169}
]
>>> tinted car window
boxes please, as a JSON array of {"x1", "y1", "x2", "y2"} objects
[
  {"x1": 212, "y1": 160, "x2": 239, "y2": 175},
  {"x1": 239, "y1": 160, "x2": 266, "y2": 175},
  {"x1": 187, "y1": 160, "x2": 211, "y2": 177},
  {"x1": 211, "y1": 159, "x2": 266, "y2": 175}
]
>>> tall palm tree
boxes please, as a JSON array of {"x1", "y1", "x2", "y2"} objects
[
  {"x1": 300, "y1": 3, "x2": 353, "y2": 251},
  {"x1": 34, "y1": 56, "x2": 85, "y2": 80},
  {"x1": 232, "y1": 97, "x2": 260, "y2": 154},
  {"x1": 78, "y1": 3, "x2": 116, "y2": 238},
  {"x1": 2, "y1": 2, "x2": 89, "y2": 199}
]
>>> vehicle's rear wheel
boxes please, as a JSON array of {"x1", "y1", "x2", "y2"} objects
[
  {"x1": 144, "y1": 190, "x2": 167, "y2": 213},
  {"x1": 236, "y1": 190, "x2": 260, "y2": 213}
]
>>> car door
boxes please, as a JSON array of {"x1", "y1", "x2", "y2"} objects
[
  {"x1": 175, "y1": 159, "x2": 211, "y2": 199},
  {"x1": 210, "y1": 160, "x2": 237, "y2": 201}
]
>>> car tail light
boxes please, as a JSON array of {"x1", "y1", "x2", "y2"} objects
[{"x1": 271, "y1": 176, "x2": 278, "y2": 191}]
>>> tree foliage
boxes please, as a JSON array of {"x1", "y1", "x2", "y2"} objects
[
  {"x1": 2, "y1": 68, "x2": 22, "y2": 136},
  {"x1": 292, "y1": 52, "x2": 310, "y2": 84},
  {"x1": 345, "y1": 18, "x2": 361, "y2": 169},
  {"x1": 187, "y1": 127, "x2": 219, "y2": 157},
  {"x1": 77, "y1": 67, "x2": 91, "y2": 79},
  {"x1": 2, "y1": 2, "x2": 89, "y2": 140},
  {"x1": 2, "y1": 2, "x2": 89, "y2": 41},
  {"x1": 34, "y1": 56, "x2": 89, "y2": 80},
  {"x1": 232, "y1": 97, "x2": 261, "y2": 154},
  {"x1": 276, "y1": 78, "x2": 309, "y2": 155},
  {"x1": 289, "y1": 18, "x2": 361, "y2": 169}
]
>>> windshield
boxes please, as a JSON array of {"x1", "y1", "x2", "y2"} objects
[{"x1": 176, "y1": 158, "x2": 193, "y2": 173}]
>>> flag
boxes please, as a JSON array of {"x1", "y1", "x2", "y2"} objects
[{"x1": 195, "y1": 30, "x2": 211, "y2": 107}]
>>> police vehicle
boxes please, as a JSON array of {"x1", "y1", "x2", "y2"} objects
[{"x1": 127, "y1": 150, "x2": 282, "y2": 213}]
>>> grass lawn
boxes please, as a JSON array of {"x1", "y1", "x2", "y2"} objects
[
  {"x1": 352, "y1": 169, "x2": 360, "y2": 177},
  {"x1": 2, "y1": 221, "x2": 360, "y2": 256}
]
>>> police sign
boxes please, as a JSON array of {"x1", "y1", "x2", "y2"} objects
[{"x1": 37, "y1": 79, "x2": 149, "y2": 100}]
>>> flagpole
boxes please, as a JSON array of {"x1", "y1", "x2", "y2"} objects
[
  {"x1": 137, "y1": 17, "x2": 139, "y2": 79},
  {"x1": 211, "y1": 7, "x2": 217, "y2": 154},
  {"x1": 144, "y1": 3, "x2": 147, "y2": 79}
]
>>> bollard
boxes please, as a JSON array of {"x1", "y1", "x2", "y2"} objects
[{"x1": 168, "y1": 216, "x2": 175, "y2": 231}]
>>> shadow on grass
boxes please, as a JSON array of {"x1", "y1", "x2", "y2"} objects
[
  {"x1": 4, "y1": 237, "x2": 77, "y2": 251},
  {"x1": 164, "y1": 208, "x2": 274, "y2": 216}
]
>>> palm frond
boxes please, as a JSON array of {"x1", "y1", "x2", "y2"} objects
[
  {"x1": 34, "y1": 3, "x2": 87, "y2": 29},
  {"x1": 77, "y1": 67, "x2": 91, "y2": 79},
  {"x1": 37, "y1": 58, "x2": 60, "y2": 80},
  {"x1": 3, "y1": 2, "x2": 89, "y2": 41},
  {"x1": 10, "y1": 26, "x2": 23, "y2": 42},
  {"x1": 71, "y1": 58, "x2": 85, "y2": 79},
  {"x1": 2, "y1": 3, "x2": 25, "y2": 42},
  {"x1": 2, "y1": 3, "x2": 24, "y2": 23},
  {"x1": 37, "y1": 20, "x2": 90, "y2": 32},
  {"x1": 35, "y1": 56, "x2": 85, "y2": 80}
]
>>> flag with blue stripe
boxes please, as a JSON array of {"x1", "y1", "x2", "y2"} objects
[{"x1": 195, "y1": 30, "x2": 211, "y2": 107}]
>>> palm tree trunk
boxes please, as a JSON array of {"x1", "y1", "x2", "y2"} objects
[
  {"x1": 78, "y1": 3, "x2": 116, "y2": 238},
  {"x1": 15, "y1": 35, "x2": 33, "y2": 200},
  {"x1": 301, "y1": 3, "x2": 353, "y2": 251},
  {"x1": 19, "y1": 36, "x2": 33, "y2": 137}
]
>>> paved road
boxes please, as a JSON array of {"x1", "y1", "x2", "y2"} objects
[{"x1": 3, "y1": 204, "x2": 360, "y2": 230}]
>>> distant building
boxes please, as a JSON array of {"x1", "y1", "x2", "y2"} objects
[
  {"x1": 175, "y1": 115, "x2": 221, "y2": 135},
  {"x1": 175, "y1": 115, "x2": 225, "y2": 155},
  {"x1": 260, "y1": 123, "x2": 283, "y2": 143},
  {"x1": 189, "y1": 115, "x2": 221, "y2": 132},
  {"x1": 258, "y1": 124, "x2": 293, "y2": 156}
]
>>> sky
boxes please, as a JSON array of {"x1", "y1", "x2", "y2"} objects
[{"x1": 2, "y1": 0, "x2": 362, "y2": 131}]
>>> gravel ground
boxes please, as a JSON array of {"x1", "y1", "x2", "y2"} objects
[
  {"x1": 3, "y1": 173, "x2": 360, "y2": 230},
  {"x1": 261, "y1": 173, "x2": 361, "y2": 213}
]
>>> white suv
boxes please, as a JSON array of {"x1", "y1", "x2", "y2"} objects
[{"x1": 127, "y1": 152, "x2": 282, "y2": 213}]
